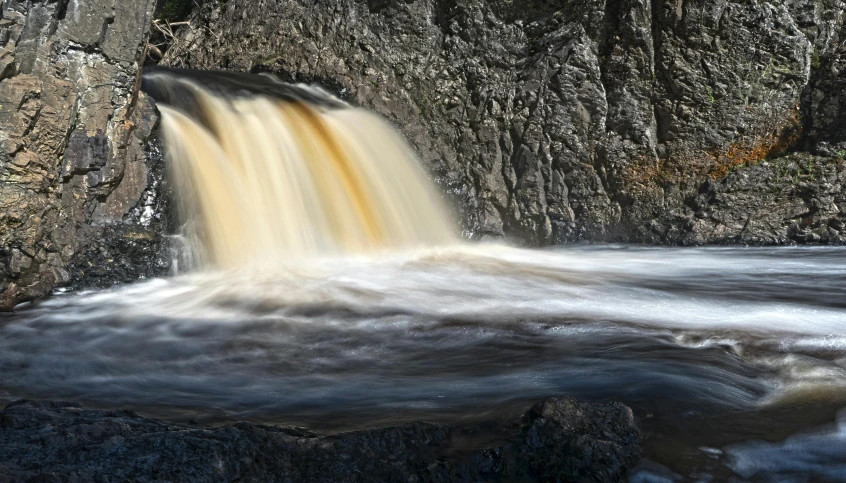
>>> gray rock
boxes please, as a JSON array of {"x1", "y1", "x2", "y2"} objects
[
  {"x1": 2, "y1": 0, "x2": 846, "y2": 310},
  {"x1": 0, "y1": 0, "x2": 166, "y2": 311},
  {"x1": 0, "y1": 397, "x2": 641, "y2": 482},
  {"x1": 805, "y1": 17, "x2": 846, "y2": 154},
  {"x1": 162, "y1": 0, "x2": 846, "y2": 245}
]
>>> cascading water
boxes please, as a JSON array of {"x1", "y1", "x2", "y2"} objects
[
  {"x1": 3, "y1": 69, "x2": 846, "y2": 481},
  {"x1": 144, "y1": 69, "x2": 455, "y2": 268}
]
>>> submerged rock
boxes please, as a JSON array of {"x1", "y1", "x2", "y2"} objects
[{"x1": 0, "y1": 397, "x2": 640, "y2": 482}]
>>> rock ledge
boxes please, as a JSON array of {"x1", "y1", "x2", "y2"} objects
[{"x1": 0, "y1": 397, "x2": 640, "y2": 482}]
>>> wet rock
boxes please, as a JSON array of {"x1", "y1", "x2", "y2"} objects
[
  {"x1": 162, "y1": 0, "x2": 846, "y2": 246},
  {"x1": 497, "y1": 397, "x2": 641, "y2": 481},
  {"x1": 65, "y1": 133, "x2": 176, "y2": 290},
  {"x1": 678, "y1": 154, "x2": 846, "y2": 244},
  {"x1": 0, "y1": 397, "x2": 640, "y2": 482},
  {"x1": 0, "y1": 0, "x2": 163, "y2": 311}
]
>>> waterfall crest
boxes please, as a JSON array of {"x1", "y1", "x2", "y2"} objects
[{"x1": 145, "y1": 71, "x2": 456, "y2": 268}]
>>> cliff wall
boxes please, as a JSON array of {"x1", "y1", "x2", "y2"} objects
[
  {"x1": 164, "y1": 0, "x2": 846, "y2": 244},
  {"x1": 0, "y1": 0, "x2": 168, "y2": 310}
]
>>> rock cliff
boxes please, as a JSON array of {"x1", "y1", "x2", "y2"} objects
[
  {"x1": 164, "y1": 0, "x2": 846, "y2": 245},
  {"x1": 1, "y1": 0, "x2": 846, "y2": 309},
  {"x1": 0, "y1": 0, "x2": 169, "y2": 310}
]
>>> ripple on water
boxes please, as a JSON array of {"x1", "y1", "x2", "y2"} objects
[{"x1": 3, "y1": 245, "x2": 846, "y2": 479}]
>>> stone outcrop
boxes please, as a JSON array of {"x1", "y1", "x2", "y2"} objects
[
  {"x1": 0, "y1": 397, "x2": 641, "y2": 482},
  {"x1": 805, "y1": 14, "x2": 846, "y2": 157},
  {"x1": 671, "y1": 153, "x2": 846, "y2": 244},
  {"x1": 1, "y1": 0, "x2": 845, "y2": 310},
  {"x1": 0, "y1": 0, "x2": 169, "y2": 310},
  {"x1": 163, "y1": 0, "x2": 846, "y2": 245}
]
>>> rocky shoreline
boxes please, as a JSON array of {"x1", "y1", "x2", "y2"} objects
[{"x1": 0, "y1": 397, "x2": 640, "y2": 482}]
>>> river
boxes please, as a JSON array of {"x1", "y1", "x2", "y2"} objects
[{"x1": 3, "y1": 244, "x2": 846, "y2": 481}]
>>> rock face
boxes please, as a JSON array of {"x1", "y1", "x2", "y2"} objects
[
  {"x1": 676, "y1": 153, "x2": 846, "y2": 244},
  {"x1": 1, "y1": 0, "x2": 845, "y2": 309},
  {"x1": 0, "y1": 397, "x2": 640, "y2": 482},
  {"x1": 0, "y1": 0, "x2": 168, "y2": 311},
  {"x1": 163, "y1": 0, "x2": 846, "y2": 245}
]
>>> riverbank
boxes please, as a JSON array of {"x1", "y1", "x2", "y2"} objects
[{"x1": 0, "y1": 397, "x2": 639, "y2": 482}]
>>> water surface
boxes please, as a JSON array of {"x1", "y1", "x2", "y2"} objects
[{"x1": 3, "y1": 245, "x2": 846, "y2": 481}]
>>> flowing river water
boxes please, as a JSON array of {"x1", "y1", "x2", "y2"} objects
[
  {"x1": 3, "y1": 245, "x2": 846, "y2": 481},
  {"x1": 3, "y1": 69, "x2": 845, "y2": 481}
]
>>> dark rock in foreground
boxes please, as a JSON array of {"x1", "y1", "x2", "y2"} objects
[{"x1": 0, "y1": 398, "x2": 640, "y2": 482}]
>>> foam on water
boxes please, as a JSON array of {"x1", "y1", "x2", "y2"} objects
[
  {"x1": 4, "y1": 245, "x2": 846, "y2": 414},
  {"x1": 3, "y1": 246, "x2": 846, "y2": 480},
  {"x1": 726, "y1": 410, "x2": 846, "y2": 481},
  {"x1": 6, "y1": 68, "x2": 846, "y2": 479}
]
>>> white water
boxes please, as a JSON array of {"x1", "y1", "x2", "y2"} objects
[
  {"x1": 6, "y1": 70, "x2": 846, "y2": 480},
  {"x1": 4, "y1": 245, "x2": 846, "y2": 417},
  {"x1": 726, "y1": 410, "x2": 846, "y2": 481},
  {"x1": 6, "y1": 244, "x2": 846, "y2": 479},
  {"x1": 156, "y1": 76, "x2": 455, "y2": 268}
]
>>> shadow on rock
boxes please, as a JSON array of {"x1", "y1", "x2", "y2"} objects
[{"x1": 0, "y1": 397, "x2": 640, "y2": 482}]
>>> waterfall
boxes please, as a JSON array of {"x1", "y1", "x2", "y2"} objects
[{"x1": 142, "y1": 69, "x2": 455, "y2": 268}]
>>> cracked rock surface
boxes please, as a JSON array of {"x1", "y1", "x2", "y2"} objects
[
  {"x1": 0, "y1": 397, "x2": 640, "y2": 482},
  {"x1": 164, "y1": 0, "x2": 846, "y2": 245},
  {"x1": 0, "y1": 0, "x2": 169, "y2": 310}
]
